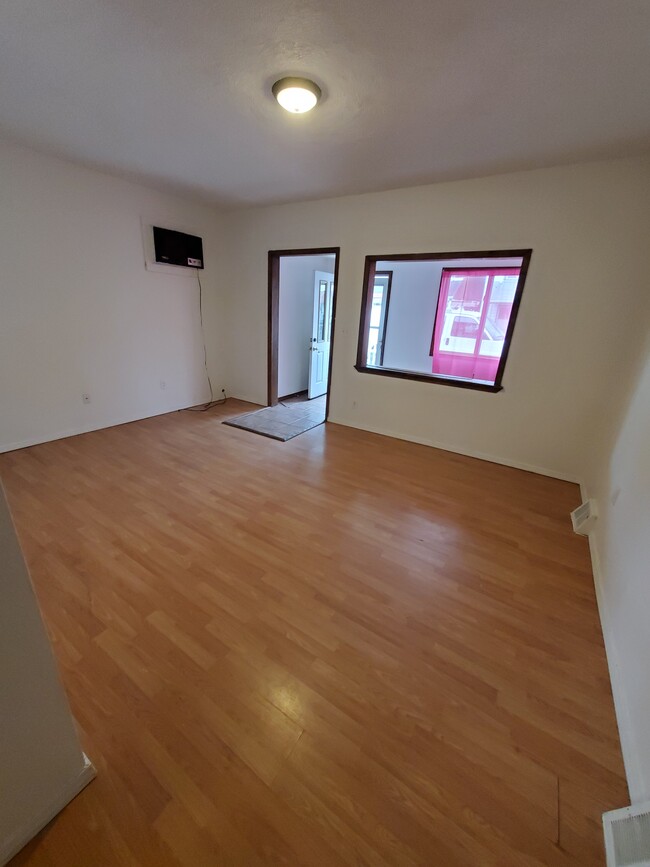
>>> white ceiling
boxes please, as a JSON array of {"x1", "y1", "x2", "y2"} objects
[{"x1": 1, "y1": 0, "x2": 649, "y2": 207}]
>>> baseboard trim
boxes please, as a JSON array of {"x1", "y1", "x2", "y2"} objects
[
  {"x1": 226, "y1": 393, "x2": 265, "y2": 408},
  {"x1": 0, "y1": 398, "x2": 212, "y2": 454},
  {"x1": 327, "y1": 415, "x2": 580, "y2": 483},
  {"x1": 579, "y1": 484, "x2": 642, "y2": 804},
  {"x1": 0, "y1": 754, "x2": 95, "y2": 866},
  {"x1": 278, "y1": 389, "x2": 308, "y2": 401}
]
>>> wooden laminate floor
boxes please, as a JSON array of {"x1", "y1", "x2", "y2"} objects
[{"x1": 0, "y1": 400, "x2": 627, "y2": 866}]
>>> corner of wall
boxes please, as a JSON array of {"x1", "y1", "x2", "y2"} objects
[
  {"x1": 0, "y1": 756, "x2": 95, "y2": 866},
  {"x1": 580, "y1": 479, "x2": 642, "y2": 805}
]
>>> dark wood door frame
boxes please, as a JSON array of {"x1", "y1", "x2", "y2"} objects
[{"x1": 268, "y1": 247, "x2": 341, "y2": 420}]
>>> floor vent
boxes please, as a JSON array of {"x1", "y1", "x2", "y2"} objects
[
  {"x1": 604, "y1": 802, "x2": 650, "y2": 866},
  {"x1": 570, "y1": 498, "x2": 597, "y2": 535}
]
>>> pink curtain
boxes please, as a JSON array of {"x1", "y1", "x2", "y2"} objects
[{"x1": 431, "y1": 268, "x2": 520, "y2": 384}]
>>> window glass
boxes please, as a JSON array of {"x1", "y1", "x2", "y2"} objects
[
  {"x1": 431, "y1": 268, "x2": 520, "y2": 383},
  {"x1": 366, "y1": 273, "x2": 392, "y2": 367},
  {"x1": 317, "y1": 280, "x2": 328, "y2": 341},
  {"x1": 356, "y1": 252, "x2": 530, "y2": 391}
]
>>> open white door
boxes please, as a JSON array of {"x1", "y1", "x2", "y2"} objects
[{"x1": 308, "y1": 270, "x2": 334, "y2": 398}]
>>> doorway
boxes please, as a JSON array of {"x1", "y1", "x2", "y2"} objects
[{"x1": 268, "y1": 248, "x2": 340, "y2": 423}]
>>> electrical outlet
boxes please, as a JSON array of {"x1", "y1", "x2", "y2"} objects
[
  {"x1": 82, "y1": 393, "x2": 91, "y2": 404},
  {"x1": 160, "y1": 380, "x2": 166, "y2": 391}
]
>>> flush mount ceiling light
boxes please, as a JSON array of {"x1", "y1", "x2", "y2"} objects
[{"x1": 272, "y1": 77, "x2": 322, "y2": 113}]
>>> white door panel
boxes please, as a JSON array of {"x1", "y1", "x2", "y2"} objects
[{"x1": 308, "y1": 270, "x2": 334, "y2": 398}]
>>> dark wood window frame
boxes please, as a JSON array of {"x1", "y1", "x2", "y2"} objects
[
  {"x1": 355, "y1": 249, "x2": 532, "y2": 393},
  {"x1": 268, "y1": 247, "x2": 340, "y2": 419}
]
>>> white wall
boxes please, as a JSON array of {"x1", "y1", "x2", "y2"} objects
[
  {"x1": 380, "y1": 261, "x2": 440, "y2": 373},
  {"x1": 221, "y1": 155, "x2": 650, "y2": 481},
  {"x1": 278, "y1": 255, "x2": 334, "y2": 397},
  {"x1": 0, "y1": 140, "x2": 226, "y2": 453},
  {"x1": 0, "y1": 484, "x2": 94, "y2": 864},
  {"x1": 379, "y1": 257, "x2": 520, "y2": 373},
  {"x1": 583, "y1": 320, "x2": 650, "y2": 804}
]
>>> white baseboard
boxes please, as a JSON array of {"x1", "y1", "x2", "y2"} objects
[
  {"x1": 227, "y1": 393, "x2": 265, "y2": 408},
  {"x1": 327, "y1": 415, "x2": 581, "y2": 483},
  {"x1": 579, "y1": 483, "x2": 641, "y2": 805},
  {"x1": 0, "y1": 397, "x2": 211, "y2": 454},
  {"x1": 0, "y1": 754, "x2": 95, "y2": 866}
]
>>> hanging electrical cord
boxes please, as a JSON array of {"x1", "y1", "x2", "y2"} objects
[{"x1": 182, "y1": 269, "x2": 227, "y2": 412}]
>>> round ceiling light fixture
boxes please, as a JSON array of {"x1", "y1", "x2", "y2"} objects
[{"x1": 272, "y1": 77, "x2": 322, "y2": 114}]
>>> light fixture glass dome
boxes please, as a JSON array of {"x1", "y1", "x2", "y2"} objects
[{"x1": 272, "y1": 77, "x2": 322, "y2": 113}]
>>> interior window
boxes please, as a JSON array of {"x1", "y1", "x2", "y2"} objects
[{"x1": 356, "y1": 251, "x2": 531, "y2": 391}]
